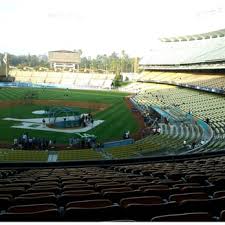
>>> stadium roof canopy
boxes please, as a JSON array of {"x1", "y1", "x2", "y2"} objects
[
  {"x1": 48, "y1": 50, "x2": 77, "y2": 53},
  {"x1": 160, "y1": 28, "x2": 225, "y2": 42}
]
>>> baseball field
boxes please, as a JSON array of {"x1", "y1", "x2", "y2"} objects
[{"x1": 0, "y1": 87, "x2": 140, "y2": 147}]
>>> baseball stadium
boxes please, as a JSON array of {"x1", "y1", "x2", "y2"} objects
[{"x1": 0, "y1": 0, "x2": 225, "y2": 222}]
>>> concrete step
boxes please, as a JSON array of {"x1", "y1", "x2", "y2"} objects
[{"x1": 48, "y1": 151, "x2": 58, "y2": 162}]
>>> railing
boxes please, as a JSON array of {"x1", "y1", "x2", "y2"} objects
[{"x1": 138, "y1": 79, "x2": 225, "y2": 95}]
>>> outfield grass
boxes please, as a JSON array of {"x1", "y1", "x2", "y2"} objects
[{"x1": 0, "y1": 87, "x2": 139, "y2": 144}]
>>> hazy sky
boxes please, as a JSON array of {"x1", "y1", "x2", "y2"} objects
[{"x1": 1, "y1": 0, "x2": 225, "y2": 57}]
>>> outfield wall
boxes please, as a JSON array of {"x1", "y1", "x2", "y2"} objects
[{"x1": 0, "y1": 81, "x2": 112, "y2": 91}]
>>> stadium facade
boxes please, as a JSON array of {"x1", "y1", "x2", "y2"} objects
[
  {"x1": 48, "y1": 50, "x2": 81, "y2": 71},
  {"x1": 140, "y1": 29, "x2": 225, "y2": 70}
]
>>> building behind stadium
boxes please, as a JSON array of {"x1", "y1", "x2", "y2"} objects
[{"x1": 48, "y1": 50, "x2": 81, "y2": 71}]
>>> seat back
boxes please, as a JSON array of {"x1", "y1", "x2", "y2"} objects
[
  {"x1": 32, "y1": 181, "x2": 59, "y2": 187},
  {"x1": 19, "y1": 192, "x2": 55, "y2": 197},
  {"x1": 63, "y1": 184, "x2": 94, "y2": 191},
  {"x1": 64, "y1": 205, "x2": 121, "y2": 221},
  {"x1": 101, "y1": 187, "x2": 132, "y2": 194},
  {"x1": 8, "y1": 203, "x2": 57, "y2": 213},
  {"x1": 139, "y1": 185, "x2": 168, "y2": 191},
  {"x1": 125, "y1": 201, "x2": 178, "y2": 221},
  {"x1": 127, "y1": 182, "x2": 150, "y2": 189},
  {"x1": 143, "y1": 187, "x2": 180, "y2": 198},
  {"x1": 181, "y1": 185, "x2": 214, "y2": 194},
  {"x1": 86, "y1": 179, "x2": 111, "y2": 184},
  {"x1": 185, "y1": 175, "x2": 207, "y2": 184},
  {"x1": 179, "y1": 199, "x2": 212, "y2": 213},
  {"x1": 174, "y1": 183, "x2": 200, "y2": 188},
  {"x1": 103, "y1": 190, "x2": 142, "y2": 203},
  {"x1": 0, "y1": 183, "x2": 31, "y2": 189},
  {"x1": 0, "y1": 194, "x2": 13, "y2": 199},
  {"x1": 213, "y1": 191, "x2": 225, "y2": 198},
  {"x1": 220, "y1": 210, "x2": 225, "y2": 221},
  {"x1": 0, "y1": 209, "x2": 59, "y2": 221},
  {"x1": 169, "y1": 192, "x2": 208, "y2": 203},
  {"x1": 27, "y1": 186, "x2": 60, "y2": 194},
  {"x1": 62, "y1": 190, "x2": 95, "y2": 195},
  {"x1": 151, "y1": 212, "x2": 212, "y2": 221},
  {"x1": 95, "y1": 183, "x2": 125, "y2": 191},
  {"x1": 0, "y1": 187, "x2": 25, "y2": 196},
  {"x1": 59, "y1": 192, "x2": 102, "y2": 206},
  {"x1": 120, "y1": 196, "x2": 163, "y2": 208},
  {"x1": 66, "y1": 199, "x2": 112, "y2": 208},
  {"x1": 0, "y1": 197, "x2": 11, "y2": 209},
  {"x1": 13, "y1": 195, "x2": 57, "y2": 205}
]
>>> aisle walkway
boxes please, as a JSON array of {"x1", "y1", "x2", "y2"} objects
[{"x1": 48, "y1": 151, "x2": 58, "y2": 162}]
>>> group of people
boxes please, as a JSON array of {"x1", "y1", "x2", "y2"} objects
[
  {"x1": 183, "y1": 140, "x2": 206, "y2": 150},
  {"x1": 12, "y1": 133, "x2": 56, "y2": 150},
  {"x1": 80, "y1": 113, "x2": 94, "y2": 127},
  {"x1": 68, "y1": 136, "x2": 97, "y2": 149}
]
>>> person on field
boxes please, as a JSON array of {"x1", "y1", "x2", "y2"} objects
[{"x1": 42, "y1": 118, "x2": 46, "y2": 128}]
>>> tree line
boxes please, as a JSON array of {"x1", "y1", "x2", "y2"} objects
[
  {"x1": 2, "y1": 50, "x2": 139, "y2": 74},
  {"x1": 80, "y1": 50, "x2": 139, "y2": 74}
]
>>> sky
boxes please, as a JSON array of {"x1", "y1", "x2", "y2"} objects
[{"x1": 1, "y1": 0, "x2": 225, "y2": 57}]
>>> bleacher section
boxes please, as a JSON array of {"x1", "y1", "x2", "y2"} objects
[
  {"x1": 45, "y1": 72, "x2": 62, "y2": 84},
  {"x1": 107, "y1": 134, "x2": 188, "y2": 159},
  {"x1": 1, "y1": 154, "x2": 225, "y2": 221},
  {"x1": 14, "y1": 71, "x2": 31, "y2": 83},
  {"x1": 137, "y1": 71, "x2": 225, "y2": 92},
  {"x1": 130, "y1": 83, "x2": 225, "y2": 153},
  {"x1": 11, "y1": 70, "x2": 115, "y2": 90},
  {"x1": 0, "y1": 150, "x2": 48, "y2": 161},
  {"x1": 58, "y1": 149, "x2": 103, "y2": 161},
  {"x1": 31, "y1": 72, "x2": 46, "y2": 83},
  {"x1": 0, "y1": 149, "x2": 103, "y2": 162},
  {"x1": 60, "y1": 73, "x2": 75, "y2": 86}
]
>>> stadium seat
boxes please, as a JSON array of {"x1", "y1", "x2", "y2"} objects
[
  {"x1": 123, "y1": 201, "x2": 179, "y2": 221},
  {"x1": 8, "y1": 203, "x2": 57, "y2": 213},
  {"x1": 19, "y1": 192, "x2": 55, "y2": 198},
  {"x1": 0, "y1": 209, "x2": 60, "y2": 221},
  {"x1": 138, "y1": 184, "x2": 169, "y2": 191},
  {"x1": 64, "y1": 199, "x2": 122, "y2": 221},
  {"x1": 143, "y1": 187, "x2": 180, "y2": 198},
  {"x1": 95, "y1": 183, "x2": 126, "y2": 191},
  {"x1": 12, "y1": 195, "x2": 57, "y2": 205},
  {"x1": 169, "y1": 192, "x2": 209, "y2": 203},
  {"x1": 62, "y1": 184, "x2": 94, "y2": 191},
  {"x1": 62, "y1": 190, "x2": 95, "y2": 195},
  {"x1": 151, "y1": 212, "x2": 213, "y2": 221},
  {"x1": 101, "y1": 187, "x2": 132, "y2": 194},
  {"x1": 58, "y1": 192, "x2": 102, "y2": 206},
  {"x1": 120, "y1": 195, "x2": 163, "y2": 208},
  {"x1": 0, "y1": 197, "x2": 11, "y2": 210},
  {"x1": 213, "y1": 191, "x2": 225, "y2": 198},
  {"x1": 26, "y1": 186, "x2": 61, "y2": 194},
  {"x1": 102, "y1": 190, "x2": 143, "y2": 203},
  {"x1": 0, "y1": 187, "x2": 25, "y2": 196},
  {"x1": 220, "y1": 210, "x2": 225, "y2": 221},
  {"x1": 180, "y1": 185, "x2": 215, "y2": 194}
]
